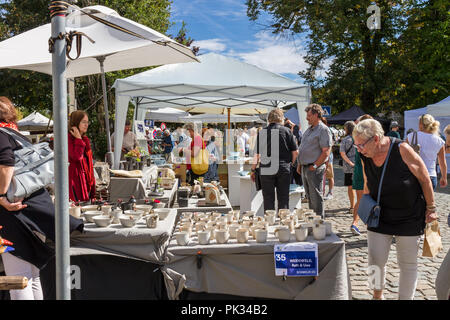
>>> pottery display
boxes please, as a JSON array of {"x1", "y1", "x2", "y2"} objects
[
  {"x1": 93, "y1": 215, "x2": 112, "y2": 227},
  {"x1": 154, "y1": 208, "x2": 170, "y2": 220},
  {"x1": 119, "y1": 216, "x2": 137, "y2": 228},
  {"x1": 313, "y1": 224, "x2": 327, "y2": 240},
  {"x1": 236, "y1": 228, "x2": 249, "y2": 243},
  {"x1": 176, "y1": 231, "x2": 190, "y2": 246},
  {"x1": 255, "y1": 229, "x2": 268, "y2": 243},
  {"x1": 295, "y1": 225, "x2": 308, "y2": 241},
  {"x1": 274, "y1": 226, "x2": 291, "y2": 242},
  {"x1": 83, "y1": 210, "x2": 103, "y2": 223}
]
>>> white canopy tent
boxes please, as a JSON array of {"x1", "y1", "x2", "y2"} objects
[
  {"x1": 113, "y1": 53, "x2": 311, "y2": 168},
  {"x1": 17, "y1": 111, "x2": 53, "y2": 132},
  {"x1": 179, "y1": 113, "x2": 263, "y2": 124},
  {"x1": 142, "y1": 107, "x2": 191, "y2": 123},
  {"x1": 404, "y1": 106, "x2": 450, "y2": 173},
  {"x1": 426, "y1": 96, "x2": 450, "y2": 118}
]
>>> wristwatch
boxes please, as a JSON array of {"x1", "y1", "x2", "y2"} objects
[{"x1": 0, "y1": 193, "x2": 7, "y2": 198}]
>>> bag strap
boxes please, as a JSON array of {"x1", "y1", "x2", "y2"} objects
[
  {"x1": 376, "y1": 138, "x2": 396, "y2": 205},
  {"x1": 412, "y1": 131, "x2": 418, "y2": 145},
  {"x1": 0, "y1": 127, "x2": 33, "y2": 148}
]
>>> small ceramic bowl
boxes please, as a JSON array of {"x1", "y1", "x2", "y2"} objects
[
  {"x1": 119, "y1": 216, "x2": 137, "y2": 228},
  {"x1": 124, "y1": 210, "x2": 144, "y2": 220},
  {"x1": 83, "y1": 210, "x2": 103, "y2": 223},
  {"x1": 135, "y1": 204, "x2": 153, "y2": 215},
  {"x1": 81, "y1": 205, "x2": 100, "y2": 212},
  {"x1": 154, "y1": 208, "x2": 170, "y2": 220},
  {"x1": 93, "y1": 215, "x2": 112, "y2": 227}
]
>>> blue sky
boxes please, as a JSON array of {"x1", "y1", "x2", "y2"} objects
[{"x1": 168, "y1": 0, "x2": 311, "y2": 83}]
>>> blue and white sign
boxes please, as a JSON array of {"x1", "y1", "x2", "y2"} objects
[
  {"x1": 322, "y1": 106, "x2": 331, "y2": 117},
  {"x1": 274, "y1": 243, "x2": 318, "y2": 277},
  {"x1": 144, "y1": 119, "x2": 154, "y2": 127}
]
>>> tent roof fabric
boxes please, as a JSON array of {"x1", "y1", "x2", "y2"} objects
[
  {"x1": 112, "y1": 53, "x2": 311, "y2": 168},
  {"x1": 144, "y1": 107, "x2": 190, "y2": 123},
  {"x1": 179, "y1": 113, "x2": 262, "y2": 123},
  {"x1": 0, "y1": 6, "x2": 197, "y2": 78},
  {"x1": 326, "y1": 106, "x2": 366, "y2": 124},
  {"x1": 17, "y1": 111, "x2": 53, "y2": 131},
  {"x1": 427, "y1": 96, "x2": 450, "y2": 117},
  {"x1": 113, "y1": 53, "x2": 310, "y2": 112}
]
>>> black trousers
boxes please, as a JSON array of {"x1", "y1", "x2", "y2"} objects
[
  {"x1": 260, "y1": 172, "x2": 291, "y2": 211},
  {"x1": 290, "y1": 164, "x2": 303, "y2": 186}
]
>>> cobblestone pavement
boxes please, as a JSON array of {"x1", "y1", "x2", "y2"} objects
[{"x1": 319, "y1": 164, "x2": 450, "y2": 300}]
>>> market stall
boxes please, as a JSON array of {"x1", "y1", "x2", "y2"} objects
[{"x1": 41, "y1": 207, "x2": 180, "y2": 299}]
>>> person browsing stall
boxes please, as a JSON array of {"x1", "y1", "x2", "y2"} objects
[
  {"x1": 354, "y1": 119, "x2": 436, "y2": 300},
  {"x1": 68, "y1": 110, "x2": 96, "y2": 202},
  {"x1": 111, "y1": 119, "x2": 138, "y2": 159},
  {"x1": 296, "y1": 104, "x2": 332, "y2": 218},
  {"x1": 0, "y1": 97, "x2": 83, "y2": 300},
  {"x1": 251, "y1": 109, "x2": 298, "y2": 211}
]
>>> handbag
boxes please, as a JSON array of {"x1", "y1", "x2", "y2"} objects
[
  {"x1": 254, "y1": 166, "x2": 262, "y2": 191},
  {"x1": 410, "y1": 130, "x2": 421, "y2": 155},
  {"x1": 357, "y1": 138, "x2": 395, "y2": 228},
  {"x1": 191, "y1": 138, "x2": 209, "y2": 175},
  {"x1": 422, "y1": 220, "x2": 443, "y2": 257},
  {"x1": 0, "y1": 128, "x2": 54, "y2": 202}
]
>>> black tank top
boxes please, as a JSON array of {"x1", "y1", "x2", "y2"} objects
[{"x1": 360, "y1": 138, "x2": 426, "y2": 236}]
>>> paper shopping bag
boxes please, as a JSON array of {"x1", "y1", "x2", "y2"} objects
[{"x1": 422, "y1": 221, "x2": 443, "y2": 257}]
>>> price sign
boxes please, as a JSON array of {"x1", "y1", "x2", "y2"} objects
[{"x1": 274, "y1": 243, "x2": 318, "y2": 277}]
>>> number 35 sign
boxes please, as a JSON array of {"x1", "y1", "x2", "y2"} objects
[{"x1": 274, "y1": 243, "x2": 318, "y2": 277}]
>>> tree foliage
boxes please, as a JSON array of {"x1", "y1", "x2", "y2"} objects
[
  {"x1": 246, "y1": 0, "x2": 449, "y2": 115},
  {"x1": 0, "y1": 0, "x2": 197, "y2": 159}
]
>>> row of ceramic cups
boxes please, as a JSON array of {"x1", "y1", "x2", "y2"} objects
[
  {"x1": 174, "y1": 208, "x2": 332, "y2": 245},
  {"x1": 70, "y1": 204, "x2": 170, "y2": 228}
]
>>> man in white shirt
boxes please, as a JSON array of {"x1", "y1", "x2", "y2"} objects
[{"x1": 111, "y1": 119, "x2": 138, "y2": 159}]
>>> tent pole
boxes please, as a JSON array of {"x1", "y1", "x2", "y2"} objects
[
  {"x1": 97, "y1": 56, "x2": 114, "y2": 167},
  {"x1": 50, "y1": 2, "x2": 70, "y2": 300}
]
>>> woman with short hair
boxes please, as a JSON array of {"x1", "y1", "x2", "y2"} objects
[{"x1": 354, "y1": 118, "x2": 436, "y2": 300}]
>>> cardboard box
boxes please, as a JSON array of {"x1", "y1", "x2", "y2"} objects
[{"x1": 174, "y1": 164, "x2": 187, "y2": 183}]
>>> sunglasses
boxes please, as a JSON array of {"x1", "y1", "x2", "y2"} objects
[{"x1": 355, "y1": 136, "x2": 374, "y2": 150}]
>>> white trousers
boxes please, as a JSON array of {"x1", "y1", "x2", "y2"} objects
[
  {"x1": 367, "y1": 230, "x2": 421, "y2": 300},
  {"x1": 1, "y1": 252, "x2": 43, "y2": 300}
]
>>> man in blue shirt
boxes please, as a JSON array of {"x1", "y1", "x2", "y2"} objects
[{"x1": 162, "y1": 129, "x2": 174, "y2": 162}]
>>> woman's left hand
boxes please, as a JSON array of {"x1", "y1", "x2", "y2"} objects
[
  {"x1": 425, "y1": 209, "x2": 438, "y2": 223},
  {"x1": 0, "y1": 198, "x2": 27, "y2": 212}
]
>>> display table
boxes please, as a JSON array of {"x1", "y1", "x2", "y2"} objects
[
  {"x1": 165, "y1": 231, "x2": 351, "y2": 300},
  {"x1": 224, "y1": 158, "x2": 253, "y2": 206},
  {"x1": 40, "y1": 208, "x2": 181, "y2": 300},
  {"x1": 109, "y1": 176, "x2": 178, "y2": 207},
  {"x1": 238, "y1": 175, "x2": 305, "y2": 215},
  {"x1": 176, "y1": 190, "x2": 232, "y2": 215}
]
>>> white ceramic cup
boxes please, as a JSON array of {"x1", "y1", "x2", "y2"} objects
[
  {"x1": 236, "y1": 228, "x2": 249, "y2": 243},
  {"x1": 146, "y1": 214, "x2": 159, "y2": 228},
  {"x1": 198, "y1": 231, "x2": 210, "y2": 245},
  {"x1": 275, "y1": 226, "x2": 291, "y2": 242},
  {"x1": 101, "y1": 205, "x2": 112, "y2": 216},
  {"x1": 255, "y1": 229, "x2": 268, "y2": 243},
  {"x1": 278, "y1": 209, "x2": 290, "y2": 219},
  {"x1": 215, "y1": 230, "x2": 229, "y2": 244},
  {"x1": 69, "y1": 206, "x2": 81, "y2": 219},
  {"x1": 110, "y1": 209, "x2": 122, "y2": 224},
  {"x1": 295, "y1": 226, "x2": 309, "y2": 241},
  {"x1": 313, "y1": 224, "x2": 327, "y2": 240},
  {"x1": 265, "y1": 210, "x2": 276, "y2": 216},
  {"x1": 229, "y1": 224, "x2": 240, "y2": 239},
  {"x1": 179, "y1": 225, "x2": 192, "y2": 237},
  {"x1": 176, "y1": 232, "x2": 190, "y2": 246},
  {"x1": 266, "y1": 214, "x2": 276, "y2": 226}
]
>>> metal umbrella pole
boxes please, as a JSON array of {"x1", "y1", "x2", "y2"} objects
[
  {"x1": 97, "y1": 56, "x2": 114, "y2": 167},
  {"x1": 49, "y1": 1, "x2": 70, "y2": 300}
]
